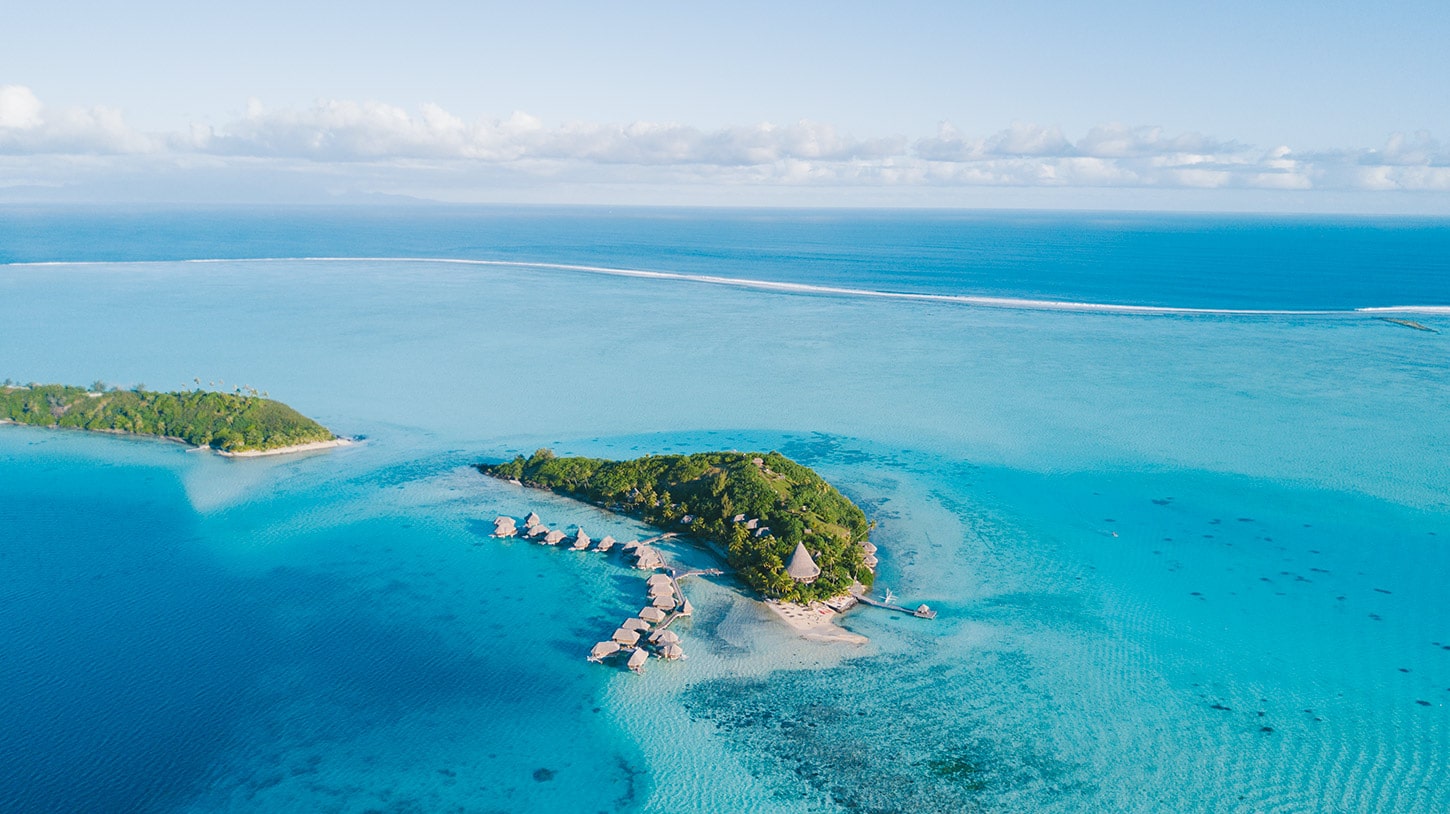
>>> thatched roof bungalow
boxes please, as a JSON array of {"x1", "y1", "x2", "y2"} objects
[
  {"x1": 612, "y1": 627, "x2": 642, "y2": 647},
  {"x1": 622, "y1": 617, "x2": 651, "y2": 632},
  {"x1": 649, "y1": 629, "x2": 680, "y2": 646},
  {"x1": 786, "y1": 541, "x2": 821, "y2": 583},
  {"x1": 596, "y1": 535, "x2": 617, "y2": 551},
  {"x1": 638, "y1": 607, "x2": 667, "y2": 624},
  {"x1": 588, "y1": 641, "x2": 621, "y2": 662},
  {"x1": 627, "y1": 648, "x2": 649, "y2": 672},
  {"x1": 660, "y1": 643, "x2": 685, "y2": 660},
  {"x1": 570, "y1": 529, "x2": 591, "y2": 550},
  {"x1": 543, "y1": 529, "x2": 566, "y2": 545}
]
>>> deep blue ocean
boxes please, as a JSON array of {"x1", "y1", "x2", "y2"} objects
[{"x1": 1, "y1": 207, "x2": 1447, "y2": 813}]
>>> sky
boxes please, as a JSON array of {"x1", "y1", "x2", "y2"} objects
[{"x1": 2, "y1": 0, "x2": 1448, "y2": 211}]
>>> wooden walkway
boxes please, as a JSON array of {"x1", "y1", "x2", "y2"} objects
[{"x1": 856, "y1": 593, "x2": 937, "y2": 619}]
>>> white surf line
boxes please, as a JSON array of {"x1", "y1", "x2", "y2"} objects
[{"x1": 5, "y1": 256, "x2": 1449, "y2": 317}]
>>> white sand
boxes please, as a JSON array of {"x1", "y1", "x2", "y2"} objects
[
  {"x1": 764, "y1": 600, "x2": 868, "y2": 645},
  {"x1": 216, "y1": 438, "x2": 354, "y2": 458}
]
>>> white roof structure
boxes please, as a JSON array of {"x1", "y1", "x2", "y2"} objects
[{"x1": 786, "y1": 541, "x2": 821, "y2": 583}]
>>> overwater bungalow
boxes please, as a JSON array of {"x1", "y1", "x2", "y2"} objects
[
  {"x1": 638, "y1": 607, "x2": 667, "y2": 624},
  {"x1": 651, "y1": 596, "x2": 678, "y2": 611},
  {"x1": 649, "y1": 629, "x2": 680, "y2": 646},
  {"x1": 646, "y1": 574, "x2": 673, "y2": 588},
  {"x1": 525, "y1": 512, "x2": 541, "y2": 527},
  {"x1": 648, "y1": 583, "x2": 674, "y2": 599},
  {"x1": 570, "y1": 529, "x2": 591, "y2": 550},
  {"x1": 492, "y1": 516, "x2": 518, "y2": 537},
  {"x1": 621, "y1": 539, "x2": 640, "y2": 553},
  {"x1": 543, "y1": 529, "x2": 566, "y2": 545},
  {"x1": 786, "y1": 541, "x2": 821, "y2": 583},
  {"x1": 634, "y1": 547, "x2": 665, "y2": 570},
  {"x1": 527, "y1": 524, "x2": 549, "y2": 539},
  {"x1": 679, "y1": 598, "x2": 694, "y2": 616},
  {"x1": 622, "y1": 617, "x2": 651, "y2": 632},
  {"x1": 660, "y1": 643, "x2": 685, "y2": 660},
  {"x1": 588, "y1": 641, "x2": 620, "y2": 662},
  {"x1": 596, "y1": 535, "x2": 617, "y2": 552},
  {"x1": 612, "y1": 627, "x2": 642, "y2": 647},
  {"x1": 627, "y1": 648, "x2": 649, "y2": 673}
]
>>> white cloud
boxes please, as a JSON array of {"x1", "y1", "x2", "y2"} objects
[
  {"x1": 0, "y1": 84, "x2": 154, "y2": 154},
  {"x1": 0, "y1": 85, "x2": 1447, "y2": 201}
]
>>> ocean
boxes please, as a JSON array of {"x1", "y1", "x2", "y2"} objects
[{"x1": 1, "y1": 207, "x2": 1447, "y2": 813}]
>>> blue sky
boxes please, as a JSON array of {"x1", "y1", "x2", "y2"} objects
[{"x1": 2, "y1": 1, "x2": 1448, "y2": 210}]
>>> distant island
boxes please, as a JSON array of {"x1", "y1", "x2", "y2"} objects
[
  {"x1": 478, "y1": 449, "x2": 876, "y2": 603},
  {"x1": 0, "y1": 382, "x2": 344, "y2": 455}
]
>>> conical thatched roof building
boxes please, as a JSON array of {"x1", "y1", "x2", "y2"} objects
[
  {"x1": 571, "y1": 529, "x2": 591, "y2": 550},
  {"x1": 786, "y1": 541, "x2": 821, "y2": 583},
  {"x1": 638, "y1": 607, "x2": 667, "y2": 624},
  {"x1": 660, "y1": 643, "x2": 685, "y2": 660},
  {"x1": 596, "y1": 535, "x2": 617, "y2": 551},
  {"x1": 622, "y1": 617, "x2": 651, "y2": 632},
  {"x1": 646, "y1": 574, "x2": 673, "y2": 588},
  {"x1": 525, "y1": 512, "x2": 541, "y2": 527},
  {"x1": 543, "y1": 529, "x2": 566, "y2": 545},
  {"x1": 612, "y1": 627, "x2": 642, "y2": 647}
]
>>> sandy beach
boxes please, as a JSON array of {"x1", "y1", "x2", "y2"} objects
[
  {"x1": 216, "y1": 437, "x2": 355, "y2": 458},
  {"x1": 764, "y1": 600, "x2": 868, "y2": 645}
]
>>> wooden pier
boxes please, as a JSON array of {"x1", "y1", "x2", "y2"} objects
[{"x1": 856, "y1": 592, "x2": 937, "y2": 619}]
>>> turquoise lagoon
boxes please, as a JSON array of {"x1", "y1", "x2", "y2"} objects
[{"x1": 1, "y1": 210, "x2": 1448, "y2": 812}]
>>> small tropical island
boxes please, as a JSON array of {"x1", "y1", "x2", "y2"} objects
[
  {"x1": 478, "y1": 449, "x2": 879, "y2": 603},
  {"x1": 0, "y1": 382, "x2": 345, "y2": 456}
]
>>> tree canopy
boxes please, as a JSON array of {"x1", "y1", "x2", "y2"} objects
[
  {"x1": 480, "y1": 449, "x2": 873, "y2": 601},
  {"x1": 0, "y1": 383, "x2": 334, "y2": 452}
]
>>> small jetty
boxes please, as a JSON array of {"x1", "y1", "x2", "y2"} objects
[
  {"x1": 856, "y1": 588, "x2": 937, "y2": 619},
  {"x1": 488, "y1": 510, "x2": 718, "y2": 674}
]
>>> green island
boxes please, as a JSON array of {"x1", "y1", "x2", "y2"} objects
[
  {"x1": 479, "y1": 449, "x2": 875, "y2": 602},
  {"x1": 0, "y1": 382, "x2": 338, "y2": 454}
]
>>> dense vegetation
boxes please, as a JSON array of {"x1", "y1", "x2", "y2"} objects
[
  {"x1": 480, "y1": 449, "x2": 873, "y2": 601},
  {"x1": 0, "y1": 383, "x2": 335, "y2": 452}
]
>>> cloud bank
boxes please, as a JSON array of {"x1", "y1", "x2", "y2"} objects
[{"x1": 3, "y1": 85, "x2": 1448, "y2": 201}]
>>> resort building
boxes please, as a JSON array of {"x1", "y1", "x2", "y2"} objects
[{"x1": 786, "y1": 541, "x2": 821, "y2": 583}]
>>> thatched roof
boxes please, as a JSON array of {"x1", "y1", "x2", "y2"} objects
[
  {"x1": 786, "y1": 541, "x2": 821, "y2": 583},
  {"x1": 650, "y1": 629, "x2": 680, "y2": 645},
  {"x1": 864, "y1": 554, "x2": 878, "y2": 569},
  {"x1": 543, "y1": 529, "x2": 566, "y2": 545},
  {"x1": 597, "y1": 535, "x2": 616, "y2": 549},
  {"x1": 661, "y1": 643, "x2": 685, "y2": 660},
  {"x1": 680, "y1": 598, "x2": 694, "y2": 616},
  {"x1": 527, "y1": 524, "x2": 549, "y2": 538},
  {"x1": 589, "y1": 641, "x2": 620, "y2": 661},
  {"x1": 646, "y1": 574, "x2": 673, "y2": 588},
  {"x1": 570, "y1": 530, "x2": 591, "y2": 550},
  {"x1": 627, "y1": 648, "x2": 648, "y2": 671},
  {"x1": 861, "y1": 542, "x2": 878, "y2": 554},
  {"x1": 525, "y1": 512, "x2": 541, "y2": 526},
  {"x1": 651, "y1": 596, "x2": 678, "y2": 611},
  {"x1": 622, "y1": 617, "x2": 651, "y2": 632},
  {"x1": 648, "y1": 583, "x2": 674, "y2": 599},
  {"x1": 612, "y1": 628, "x2": 642, "y2": 646},
  {"x1": 621, "y1": 539, "x2": 640, "y2": 552},
  {"x1": 638, "y1": 607, "x2": 667, "y2": 623}
]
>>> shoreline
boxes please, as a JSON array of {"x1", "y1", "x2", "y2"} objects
[
  {"x1": 215, "y1": 437, "x2": 355, "y2": 457},
  {"x1": 764, "y1": 600, "x2": 869, "y2": 645},
  {"x1": 1, "y1": 419, "x2": 353, "y2": 457}
]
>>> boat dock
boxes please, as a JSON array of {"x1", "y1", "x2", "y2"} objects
[{"x1": 856, "y1": 591, "x2": 937, "y2": 619}]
